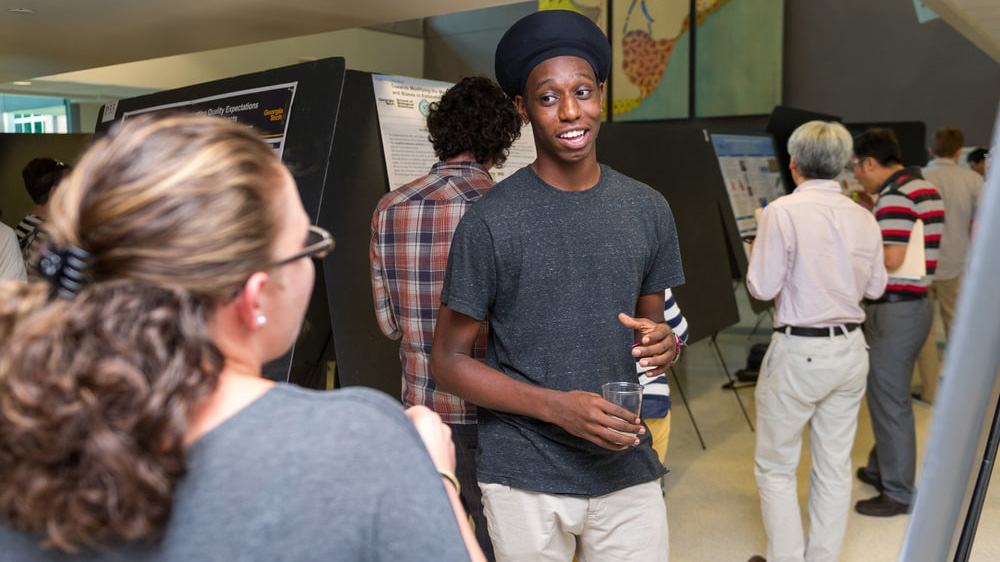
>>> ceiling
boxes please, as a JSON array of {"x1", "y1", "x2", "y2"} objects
[
  {"x1": 0, "y1": 0, "x2": 997, "y2": 103},
  {"x1": 922, "y1": 0, "x2": 1000, "y2": 63},
  {"x1": 0, "y1": 0, "x2": 522, "y2": 99}
]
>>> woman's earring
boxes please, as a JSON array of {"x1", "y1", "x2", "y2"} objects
[{"x1": 256, "y1": 315, "x2": 267, "y2": 326}]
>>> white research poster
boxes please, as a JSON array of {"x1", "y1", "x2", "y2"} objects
[{"x1": 372, "y1": 74, "x2": 535, "y2": 190}]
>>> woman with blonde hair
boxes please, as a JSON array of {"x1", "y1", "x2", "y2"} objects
[{"x1": 0, "y1": 113, "x2": 483, "y2": 561}]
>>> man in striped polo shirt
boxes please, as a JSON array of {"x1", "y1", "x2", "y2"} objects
[{"x1": 851, "y1": 128, "x2": 945, "y2": 517}]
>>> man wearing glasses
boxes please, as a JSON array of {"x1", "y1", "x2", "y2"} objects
[{"x1": 851, "y1": 128, "x2": 945, "y2": 517}]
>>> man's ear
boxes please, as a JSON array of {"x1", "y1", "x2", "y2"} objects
[
  {"x1": 861, "y1": 156, "x2": 875, "y2": 173},
  {"x1": 514, "y1": 95, "x2": 530, "y2": 125},
  {"x1": 235, "y1": 271, "x2": 269, "y2": 329}
]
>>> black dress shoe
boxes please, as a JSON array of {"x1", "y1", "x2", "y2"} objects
[
  {"x1": 855, "y1": 494, "x2": 910, "y2": 517},
  {"x1": 747, "y1": 556, "x2": 766, "y2": 562},
  {"x1": 856, "y1": 467, "x2": 884, "y2": 491}
]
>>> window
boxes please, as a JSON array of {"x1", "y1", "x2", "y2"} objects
[{"x1": 0, "y1": 96, "x2": 69, "y2": 133}]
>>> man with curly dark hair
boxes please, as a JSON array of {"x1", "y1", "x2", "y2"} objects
[{"x1": 370, "y1": 75, "x2": 522, "y2": 562}]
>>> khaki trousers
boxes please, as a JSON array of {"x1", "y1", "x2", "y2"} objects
[
  {"x1": 480, "y1": 480, "x2": 668, "y2": 562},
  {"x1": 755, "y1": 328, "x2": 868, "y2": 562},
  {"x1": 912, "y1": 275, "x2": 962, "y2": 403}
]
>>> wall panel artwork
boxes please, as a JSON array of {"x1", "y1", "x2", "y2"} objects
[
  {"x1": 612, "y1": 0, "x2": 690, "y2": 121},
  {"x1": 538, "y1": 0, "x2": 783, "y2": 121},
  {"x1": 539, "y1": 0, "x2": 608, "y2": 30},
  {"x1": 695, "y1": 0, "x2": 783, "y2": 117}
]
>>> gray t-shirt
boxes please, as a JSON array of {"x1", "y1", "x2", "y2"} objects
[
  {"x1": 442, "y1": 164, "x2": 684, "y2": 496},
  {"x1": 0, "y1": 385, "x2": 471, "y2": 562}
]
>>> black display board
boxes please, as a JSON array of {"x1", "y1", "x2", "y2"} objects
[
  {"x1": 318, "y1": 70, "x2": 405, "y2": 397},
  {"x1": 844, "y1": 121, "x2": 928, "y2": 168},
  {"x1": 707, "y1": 132, "x2": 787, "y2": 315},
  {"x1": 596, "y1": 123, "x2": 739, "y2": 344},
  {"x1": 95, "y1": 58, "x2": 347, "y2": 388}
]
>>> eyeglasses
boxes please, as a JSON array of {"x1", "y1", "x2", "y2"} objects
[
  {"x1": 270, "y1": 225, "x2": 335, "y2": 268},
  {"x1": 845, "y1": 156, "x2": 867, "y2": 172}
]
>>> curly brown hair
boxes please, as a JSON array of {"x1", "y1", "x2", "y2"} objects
[
  {"x1": 0, "y1": 113, "x2": 283, "y2": 552},
  {"x1": 427, "y1": 76, "x2": 521, "y2": 167}
]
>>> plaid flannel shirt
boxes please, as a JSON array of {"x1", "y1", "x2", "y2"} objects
[{"x1": 370, "y1": 161, "x2": 492, "y2": 424}]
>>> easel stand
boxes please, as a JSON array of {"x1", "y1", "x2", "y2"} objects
[
  {"x1": 710, "y1": 333, "x2": 755, "y2": 432},
  {"x1": 668, "y1": 366, "x2": 706, "y2": 450}
]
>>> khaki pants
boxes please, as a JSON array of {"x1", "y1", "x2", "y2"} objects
[
  {"x1": 912, "y1": 275, "x2": 962, "y2": 403},
  {"x1": 755, "y1": 328, "x2": 868, "y2": 562},
  {"x1": 480, "y1": 480, "x2": 668, "y2": 562}
]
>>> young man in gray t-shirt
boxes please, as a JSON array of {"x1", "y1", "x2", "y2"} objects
[{"x1": 431, "y1": 9, "x2": 683, "y2": 562}]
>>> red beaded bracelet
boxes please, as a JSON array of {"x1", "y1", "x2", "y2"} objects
[
  {"x1": 668, "y1": 333, "x2": 683, "y2": 367},
  {"x1": 631, "y1": 328, "x2": 683, "y2": 370}
]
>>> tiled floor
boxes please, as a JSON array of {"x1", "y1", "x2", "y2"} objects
[{"x1": 661, "y1": 289, "x2": 1000, "y2": 561}]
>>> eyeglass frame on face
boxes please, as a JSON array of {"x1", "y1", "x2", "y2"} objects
[
  {"x1": 270, "y1": 224, "x2": 335, "y2": 268},
  {"x1": 846, "y1": 156, "x2": 867, "y2": 173},
  {"x1": 227, "y1": 224, "x2": 334, "y2": 302}
]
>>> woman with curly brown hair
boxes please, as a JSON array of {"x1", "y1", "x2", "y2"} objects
[{"x1": 0, "y1": 113, "x2": 483, "y2": 561}]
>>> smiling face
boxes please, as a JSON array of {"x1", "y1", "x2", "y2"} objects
[{"x1": 516, "y1": 55, "x2": 603, "y2": 176}]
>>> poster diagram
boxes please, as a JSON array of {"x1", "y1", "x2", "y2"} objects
[
  {"x1": 372, "y1": 74, "x2": 536, "y2": 190},
  {"x1": 121, "y1": 83, "x2": 297, "y2": 157},
  {"x1": 711, "y1": 134, "x2": 786, "y2": 237}
]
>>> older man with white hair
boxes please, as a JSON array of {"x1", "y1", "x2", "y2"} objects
[{"x1": 745, "y1": 121, "x2": 888, "y2": 562}]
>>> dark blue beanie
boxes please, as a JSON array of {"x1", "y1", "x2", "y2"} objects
[{"x1": 494, "y1": 9, "x2": 611, "y2": 98}]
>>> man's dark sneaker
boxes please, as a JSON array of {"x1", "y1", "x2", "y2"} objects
[{"x1": 855, "y1": 494, "x2": 910, "y2": 517}]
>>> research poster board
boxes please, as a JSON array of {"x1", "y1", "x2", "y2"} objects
[
  {"x1": 710, "y1": 133, "x2": 787, "y2": 237},
  {"x1": 372, "y1": 74, "x2": 536, "y2": 189},
  {"x1": 105, "y1": 83, "x2": 297, "y2": 157}
]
